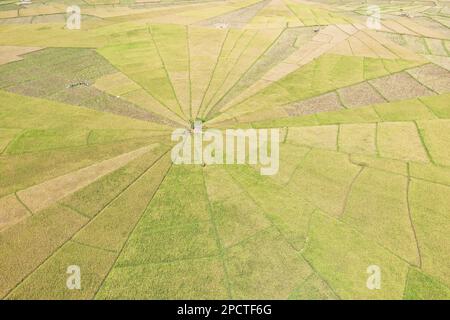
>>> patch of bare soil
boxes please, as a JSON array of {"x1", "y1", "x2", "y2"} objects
[
  {"x1": 284, "y1": 92, "x2": 343, "y2": 116},
  {"x1": 369, "y1": 71, "x2": 434, "y2": 101},
  {"x1": 338, "y1": 82, "x2": 386, "y2": 108}
]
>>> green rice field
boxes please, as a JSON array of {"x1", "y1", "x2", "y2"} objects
[{"x1": 0, "y1": 0, "x2": 450, "y2": 300}]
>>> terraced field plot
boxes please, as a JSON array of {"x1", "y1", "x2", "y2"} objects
[{"x1": 0, "y1": 0, "x2": 450, "y2": 300}]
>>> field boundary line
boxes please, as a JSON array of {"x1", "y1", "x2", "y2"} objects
[
  {"x1": 0, "y1": 140, "x2": 165, "y2": 200},
  {"x1": 14, "y1": 192, "x2": 33, "y2": 215},
  {"x1": 413, "y1": 120, "x2": 435, "y2": 165},
  {"x1": 3, "y1": 148, "x2": 171, "y2": 298},
  {"x1": 93, "y1": 160, "x2": 173, "y2": 298},
  {"x1": 70, "y1": 239, "x2": 117, "y2": 254},
  {"x1": 338, "y1": 165, "x2": 364, "y2": 219},
  {"x1": 206, "y1": 27, "x2": 288, "y2": 120},
  {"x1": 202, "y1": 29, "x2": 257, "y2": 118},
  {"x1": 193, "y1": 27, "x2": 230, "y2": 119},
  {"x1": 226, "y1": 167, "x2": 337, "y2": 297},
  {"x1": 246, "y1": 160, "x2": 422, "y2": 268},
  {"x1": 406, "y1": 163, "x2": 423, "y2": 268},
  {"x1": 218, "y1": 59, "x2": 427, "y2": 123},
  {"x1": 2, "y1": 136, "x2": 167, "y2": 158},
  {"x1": 202, "y1": 167, "x2": 233, "y2": 299},
  {"x1": 196, "y1": 29, "x2": 241, "y2": 119},
  {"x1": 0, "y1": 129, "x2": 27, "y2": 155},
  {"x1": 112, "y1": 253, "x2": 221, "y2": 270},
  {"x1": 94, "y1": 51, "x2": 188, "y2": 126},
  {"x1": 148, "y1": 25, "x2": 188, "y2": 120},
  {"x1": 417, "y1": 96, "x2": 441, "y2": 119}
]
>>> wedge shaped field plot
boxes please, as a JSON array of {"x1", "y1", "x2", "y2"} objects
[{"x1": 0, "y1": 0, "x2": 449, "y2": 300}]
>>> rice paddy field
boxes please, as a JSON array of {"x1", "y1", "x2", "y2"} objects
[{"x1": 0, "y1": 0, "x2": 450, "y2": 300}]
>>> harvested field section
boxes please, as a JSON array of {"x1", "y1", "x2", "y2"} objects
[
  {"x1": 3, "y1": 153, "x2": 172, "y2": 299},
  {"x1": 369, "y1": 72, "x2": 434, "y2": 101},
  {"x1": 0, "y1": 47, "x2": 171, "y2": 124},
  {"x1": 284, "y1": 92, "x2": 343, "y2": 116},
  {"x1": 203, "y1": 28, "x2": 283, "y2": 118},
  {"x1": 337, "y1": 82, "x2": 386, "y2": 108},
  {"x1": 407, "y1": 64, "x2": 450, "y2": 94},
  {"x1": 222, "y1": 55, "x2": 422, "y2": 122}
]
